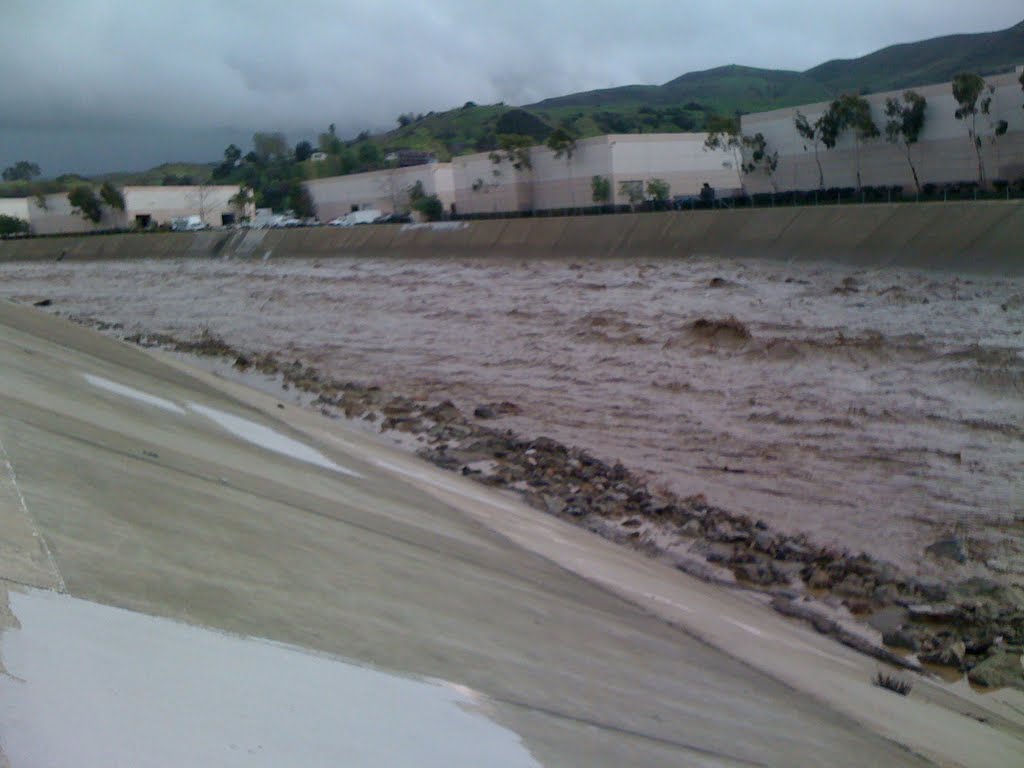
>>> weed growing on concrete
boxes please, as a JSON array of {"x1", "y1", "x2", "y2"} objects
[{"x1": 874, "y1": 671, "x2": 913, "y2": 696}]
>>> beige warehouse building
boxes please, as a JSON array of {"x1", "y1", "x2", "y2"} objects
[
  {"x1": 122, "y1": 185, "x2": 250, "y2": 228},
  {"x1": 305, "y1": 133, "x2": 740, "y2": 219},
  {"x1": 741, "y1": 66, "x2": 1024, "y2": 194},
  {"x1": 453, "y1": 133, "x2": 740, "y2": 215},
  {"x1": 0, "y1": 184, "x2": 247, "y2": 235},
  {"x1": 304, "y1": 163, "x2": 456, "y2": 220}
]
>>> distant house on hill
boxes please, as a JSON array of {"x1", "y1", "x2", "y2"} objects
[{"x1": 385, "y1": 149, "x2": 437, "y2": 168}]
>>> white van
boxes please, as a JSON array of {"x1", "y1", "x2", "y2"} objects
[
  {"x1": 328, "y1": 209, "x2": 383, "y2": 227},
  {"x1": 171, "y1": 215, "x2": 207, "y2": 232}
]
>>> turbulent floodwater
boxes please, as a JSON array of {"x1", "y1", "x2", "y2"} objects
[{"x1": 2, "y1": 255, "x2": 1022, "y2": 581}]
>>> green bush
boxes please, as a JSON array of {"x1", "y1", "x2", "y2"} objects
[
  {"x1": 412, "y1": 194, "x2": 444, "y2": 221},
  {"x1": 0, "y1": 213, "x2": 29, "y2": 235}
]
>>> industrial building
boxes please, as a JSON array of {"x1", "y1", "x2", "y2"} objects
[
  {"x1": 303, "y1": 163, "x2": 456, "y2": 221},
  {"x1": 304, "y1": 133, "x2": 741, "y2": 219},
  {"x1": 0, "y1": 184, "x2": 248, "y2": 235},
  {"x1": 740, "y1": 66, "x2": 1024, "y2": 194},
  {"x1": 456, "y1": 133, "x2": 740, "y2": 215}
]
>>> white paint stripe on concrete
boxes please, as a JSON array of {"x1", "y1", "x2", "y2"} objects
[
  {"x1": 0, "y1": 435, "x2": 65, "y2": 593},
  {"x1": 1, "y1": 588, "x2": 540, "y2": 768},
  {"x1": 722, "y1": 616, "x2": 766, "y2": 637},
  {"x1": 189, "y1": 403, "x2": 363, "y2": 478},
  {"x1": 83, "y1": 373, "x2": 185, "y2": 414}
]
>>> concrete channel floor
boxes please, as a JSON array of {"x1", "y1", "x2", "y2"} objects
[{"x1": 1, "y1": 300, "x2": 1022, "y2": 767}]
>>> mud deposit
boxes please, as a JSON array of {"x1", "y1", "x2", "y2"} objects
[{"x1": 2, "y1": 256, "x2": 1022, "y2": 586}]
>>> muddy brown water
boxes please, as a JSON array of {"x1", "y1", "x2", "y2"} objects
[{"x1": 2, "y1": 255, "x2": 1022, "y2": 584}]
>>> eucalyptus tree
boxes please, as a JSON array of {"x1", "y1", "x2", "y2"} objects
[
  {"x1": 489, "y1": 134, "x2": 534, "y2": 212},
  {"x1": 99, "y1": 181, "x2": 125, "y2": 212},
  {"x1": 794, "y1": 110, "x2": 827, "y2": 189},
  {"x1": 703, "y1": 114, "x2": 747, "y2": 196},
  {"x1": 546, "y1": 127, "x2": 579, "y2": 209},
  {"x1": 741, "y1": 132, "x2": 780, "y2": 193},
  {"x1": 832, "y1": 94, "x2": 879, "y2": 190},
  {"x1": 883, "y1": 90, "x2": 927, "y2": 196},
  {"x1": 952, "y1": 72, "x2": 993, "y2": 186}
]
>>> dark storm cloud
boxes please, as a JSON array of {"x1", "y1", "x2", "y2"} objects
[{"x1": 3, "y1": 0, "x2": 1022, "y2": 174}]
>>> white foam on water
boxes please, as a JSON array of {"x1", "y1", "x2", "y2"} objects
[
  {"x1": 83, "y1": 373, "x2": 185, "y2": 414},
  {"x1": 0, "y1": 588, "x2": 540, "y2": 768},
  {"x1": 189, "y1": 403, "x2": 363, "y2": 478}
]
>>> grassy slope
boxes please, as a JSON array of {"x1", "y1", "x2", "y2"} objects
[{"x1": 94, "y1": 162, "x2": 216, "y2": 186}]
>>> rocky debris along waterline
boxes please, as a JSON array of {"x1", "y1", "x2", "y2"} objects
[{"x1": 113, "y1": 325, "x2": 1024, "y2": 690}]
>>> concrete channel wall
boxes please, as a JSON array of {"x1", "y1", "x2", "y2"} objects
[{"x1": 2, "y1": 201, "x2": 1022, "y2": 273}]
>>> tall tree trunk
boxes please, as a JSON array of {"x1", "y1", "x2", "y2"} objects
[
  {"x1": 813, "y1": 144, "x2": 824, "y2": 189},
  {"x1": 971, "y1": 115, "x2": 987, "y2": 187},
  {"x1": 854, "y1": 138, "x2": 862, "y2": 191},
  {"x1": 904, "y1": 143, "x2": 921, "y2": 196}
]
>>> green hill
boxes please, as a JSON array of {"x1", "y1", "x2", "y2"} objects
[
  {"x1": 806, "y1": 19, "x2": 1024, "y2": 94},
  {"x1": 365, "y1": 17, "x2": 1024, "y2": 161},
  {"x1": 530, "y1": 65, "x2": 831, "y2": 115}
]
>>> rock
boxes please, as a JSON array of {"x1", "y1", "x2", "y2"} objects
[
  {"x1": 882, "y1": 628, "x2": 921, "y2": 652},
  {"x1": 910, "y1": 578, "x2": 948, "y2": 602},
  {"x1": 964, "y1": 634, "x2": 996, "y2": 656},
  {"x1": 907, "y1": 603, "x2": 959, "y2": 622},
  {"x1": 967, "y1": 651, "x2": 1024, "y2": 690},
  {"x1": 920, "y1": 639, "x2": 966, "y2": 669},
  {"x1": 776, "y1": 539, "x2": 812, "y2": 562},
  {"x1": 424, "y1": 400, "x2": 461, "y2": 422},
  {"x1": 867, "y1": 605, "x2": 908, "y2": 635},
  {"x1": 833, "y1": 573, "x2": 872, "y2": 599},
  {"x1": 706, "y1": 521, "x2": 750, "y2": 544},
  {"x1": 954, "y1": 576, "x2": 1007, "y2": 600},
  {"x1": 473, "y1": 405, "x2": 497, "y2": 419},
  {"x1": 805, "y1": 567, "x2": 833, "y2": 590},
  {"x1": 925, "y1": 536, "x2": 967, "y2": 564},
  {"x1": 693, "y1": 541, "x2": 735, "y2": 565},
  {"x1": 32, "y1": 298, "x2": 53, "y2": 307},
  {"x1": 679, "y1": 519, "x2": 702, "y2": 536},
  {"x1": 752, "y1": 530, "x2": 775, "y2": 553},
  {"x1": 540, "y1": 495, "x2": 564, "y2": 515},
  {"x1": 732, "y1": 559, "x2": 779, "y2": 586}
]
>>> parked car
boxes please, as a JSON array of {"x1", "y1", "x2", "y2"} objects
[{"x1": 374, "y1": 212, "x2": 413, "y2": 224}]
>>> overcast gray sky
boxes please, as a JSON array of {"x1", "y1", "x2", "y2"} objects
[{"x1": 3, "y1": 0, "x2": 1022, "y2": 176}]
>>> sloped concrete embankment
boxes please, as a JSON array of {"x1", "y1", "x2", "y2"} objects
[{"x1": 2, "y1": 201, "x2": 1023, "y2": 272}]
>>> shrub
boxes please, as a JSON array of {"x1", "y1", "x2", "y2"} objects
[
  {"x1": 412, "y1": 194, "x2": 444, "y2": 221},
  {"x1": 0, "y1": 213, "x2": 29, "y2": 235}
]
